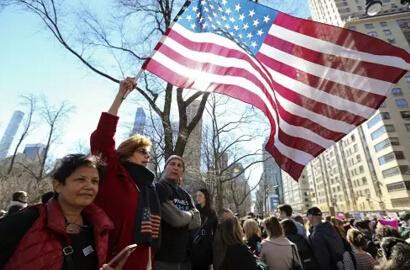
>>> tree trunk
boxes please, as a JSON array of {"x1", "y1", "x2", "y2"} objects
[{"x1": 216, "y1": 177, "x2": 224, "y2": 214}]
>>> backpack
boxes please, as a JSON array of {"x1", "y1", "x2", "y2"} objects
[{"x1": 288, "y1": 234, "x2": 319, "y2": 270}]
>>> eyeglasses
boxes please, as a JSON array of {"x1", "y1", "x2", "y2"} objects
[{"x1": 135, "y1": 148, "x2": 150, "y2": 156}]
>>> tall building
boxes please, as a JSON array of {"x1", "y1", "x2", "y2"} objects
[
  {"x1": 224, "y1": 162, "x2": 252, "y2": 216},
  {"x1": 182, "y1": 100, "x2": 203, "y2": 192},
  {"x1": 307, "y1": 0, "x2": 410, "y2": 211},
  {"x1": 260, "y1": 139, "x2": 284, "y2": 214},
  {"x1": 130, "y1": 107, "x2": 146, "y2": 136},
  {"x1": 282, "y1": 169, "x2": 313, "y2": 214},
  {"x1": 0, "y1": 111, "x2": 24, "y2": 159},
  {"x1": 23, "y1": 143, "x2": 46, "y2": 159}
]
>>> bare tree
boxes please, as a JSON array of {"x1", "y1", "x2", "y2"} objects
[
  {"x1": 201, "y1": 95, "x2": 268, "y2": 214},
  {"x1": 39, "y1": 98, "x2": 74, "y2": 179},
  {"x1": 17, "y1": 98, "x2": 74, "y2": 180},
  {"x1": 7, "y1": 95, "x2": 37, "y2": 174},
  {"x1": 4, "y1": 0, "x2": 208, "y2": 161}
]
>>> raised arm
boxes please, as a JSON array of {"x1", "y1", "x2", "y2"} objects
[
  {"x1": 90, "y1": 77, "x2": 136, "y2": 160},
  {"x1": 108, "y1": 77, "x2": 136, "y2": 116}
]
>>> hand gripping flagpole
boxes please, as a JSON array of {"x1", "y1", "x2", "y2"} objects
[{"x1": 121, "y1": 68, "x2": 144, "y2": 100}]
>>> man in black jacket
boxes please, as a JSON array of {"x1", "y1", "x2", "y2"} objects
[
  {"x1": 307, "y1": 207, "x2": 346, "y2": 270},
  {"x1": 155, "y1": 155, "x2": 201, "y2": 270}
]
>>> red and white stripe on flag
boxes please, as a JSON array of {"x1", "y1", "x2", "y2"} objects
[{"x1": 142, "y1": 0, "x2": 410, "y2": 180}]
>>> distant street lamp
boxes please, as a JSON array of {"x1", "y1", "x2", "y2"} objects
[
  {"x1": 366, "y1": 0, "x2": 410, "y2": 16},
  {"x1": 366, "y1": 0, "x2": 382, "y2": 16}
]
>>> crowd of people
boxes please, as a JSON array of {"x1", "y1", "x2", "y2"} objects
[{"x1": 0, "y1": 78, "x2": 410, "y2": 270}]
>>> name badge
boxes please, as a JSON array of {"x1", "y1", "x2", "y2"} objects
[{"x1": 83, "y1": 245, "x2": 94, "y2": 256}]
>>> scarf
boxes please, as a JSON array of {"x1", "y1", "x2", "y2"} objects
[{"x1": 122, "y1": 161, "x2": 161, "y2": 248}]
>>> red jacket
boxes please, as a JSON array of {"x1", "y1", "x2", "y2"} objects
[
  {"x1": 3, "y1": 199, "x2": 113, "y2": 270},
  {"x1": 91, "y1": 112, "x2": 153, "y2": 270}
]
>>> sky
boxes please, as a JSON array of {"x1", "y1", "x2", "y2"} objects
[{"x1": 0, "y1": 0, "x2": 311, "y2": 179}]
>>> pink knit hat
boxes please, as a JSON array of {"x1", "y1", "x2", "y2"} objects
[{"x1": 164, "y1": 155, "x2": 185, "y2": 171}]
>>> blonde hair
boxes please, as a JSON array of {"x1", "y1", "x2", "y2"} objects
[
  {"x1": 117, "y1": 134, "x2": 152, "y2": 161},
  {"x1": 243, "y1": 219, "x2": 261, "y2": 240},
  {"x1": 347, "y1": 228, "x2": 367, "y2": 248}
]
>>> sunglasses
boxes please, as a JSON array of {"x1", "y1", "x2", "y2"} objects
[{"x1": 135, "y1": 148, "x2": 150, "y2": 156}]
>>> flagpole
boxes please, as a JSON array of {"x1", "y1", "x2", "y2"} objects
[{"x1": 122, "y1": 0, "x2": 194, "y2": 101}]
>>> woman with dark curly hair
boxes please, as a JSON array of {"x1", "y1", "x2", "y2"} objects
[{"x1": 0, "y1": 154, "x2": 116, "y2": 270}]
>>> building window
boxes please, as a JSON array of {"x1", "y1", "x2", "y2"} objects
[
  {"x1": 405, "y1": 123, "x2": 410, "y2": 132},
  {"x1": 367, "y1": 114, "x2": 382, "y2": 129},
  {"x1": 391, "y1": 87, "x2": 403, "y2": 96},
  {"x1": 381, "y1": 112, "x2": 391, "y2": 119},
  {"x1": 405, "y1": 75, "x2": 410, "y2": 83},
  {"x1": 395, "y1": 98, "x2": 409, "y2": 108},
  {"x1": 385, "y1": 124, "x2": 395, "y2": 132},
  {"x1": 378, "y1": 151, "x2": 405, "y2": 165},
  {"x1": 353, "y1": 144, "x2": 359, "y2": 152},
  {"x1": 380, "y1": 22, "x2": 388, "y2": 27},
  {"x1": 367, "y1": 31, "x2": 378, "y2": 37},
  {"x1": 382, "y1": 166, "x2": 400, "y2": 178},
  {"x1": 374, "y1": 138, "x2": 390, "y2": 152},
  {"x1": 339, "y1": 6, "x2": 350, "y2": 13},
  {"x1": 359, "y1": 165, "x2": 364, "y2": 173},
  {"x1": 380, "y1": 101, "x2": 387, "y2": 108},
  {"x1": 365, "y1": 23, "x2": 375, "y2": 29},
  {"x1": 387, "y1": 38, "x2": 396, "y2": 44},
  {"x1": 397, "y1": 19, "x2": 410, "y2": 47},
  {"x1": 383, "y1": 29, "x2": 392, "y2": 36},
  {"x1": 356, "y1": 154, "x2": 361, "y2": 162},
  {"x1": 400, "y1": 111, "x2": 410, "y2": 120},
  {"x1": 362, "y1": 177, "x2": 367, "y2": 185},
  {"x1": 371, "y1": 126, "x2": 387, "y2": 140},
  {"x1": 386, "y1": 182, "x2": 406, "y2": 192},
  {"x1": 391, "y1": 197, "x2": 410, "y2": 207},
  {"x1": 390, "y1": 137, "x2": 400, "y2": 145},
  {"x1": 382, "y1": 165, "x2": 410, "y2": 178}
]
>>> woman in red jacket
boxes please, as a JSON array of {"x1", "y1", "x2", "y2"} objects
[
  {"x1": 0, "y1": 154, "x2": 115, "y2": 270},
  {"x1": 91, "y1": 77, "x2": 161, "y2": 270}
]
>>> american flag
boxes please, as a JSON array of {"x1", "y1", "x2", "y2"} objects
[
  {"x1": 141, "y1": 208, "x2": 161, "y2": 238},
  {"x1": 142, "y1": 0, "x2": 410, "y2": 180}
]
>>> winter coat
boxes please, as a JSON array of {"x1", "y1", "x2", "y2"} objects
[
  {"x1": 309, "y1": 222, "x2": 346, "y2": 270},
  {"x1": 287, "y1": 233, "x2": 318, "y2": 270},
  {"x1": 190, "y1": 205, "x2": 218, "y2": 270},
  {"x1": 246, "y1": 234, "x2": 262, "y2": 256},
  {"x1": 260, "y1": 237, "x2": 302, "y2": 270},
  {"x1": 222, "y1": 243, "x2": 257, "y2": 270},
  {"x1": 0, "y1": 199, "x2": 113, "y2": 270},
  {"x1": 91, "y1": 112, "x2": 155, "y2": 270}
]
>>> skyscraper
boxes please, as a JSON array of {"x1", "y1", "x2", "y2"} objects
[
  {"x1": 0, "y1": 110, "x2": 24, "y2": 159},
  {"x1": 307, "y1": 0, "x2": 410, "y2": 211},
  {"x1": 130, "y1": 107, "x2": 146, "y2": 136},
  {"x1": 23, "y1": 143, "x2": 46, "y2": 159},
  {"x1": 282, "y1": 168, "x2": 312, "y2": 213},
  {"x1": 182, "y1": 100, "x2": 203, "y2": 192},
  {"x1": 259, "y1": 139, "x2": 284, "y2": 215}
]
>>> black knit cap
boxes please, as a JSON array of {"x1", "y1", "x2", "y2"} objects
[{"x1": 306, "y1": 207, "x2": 322, "y2": 216}]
